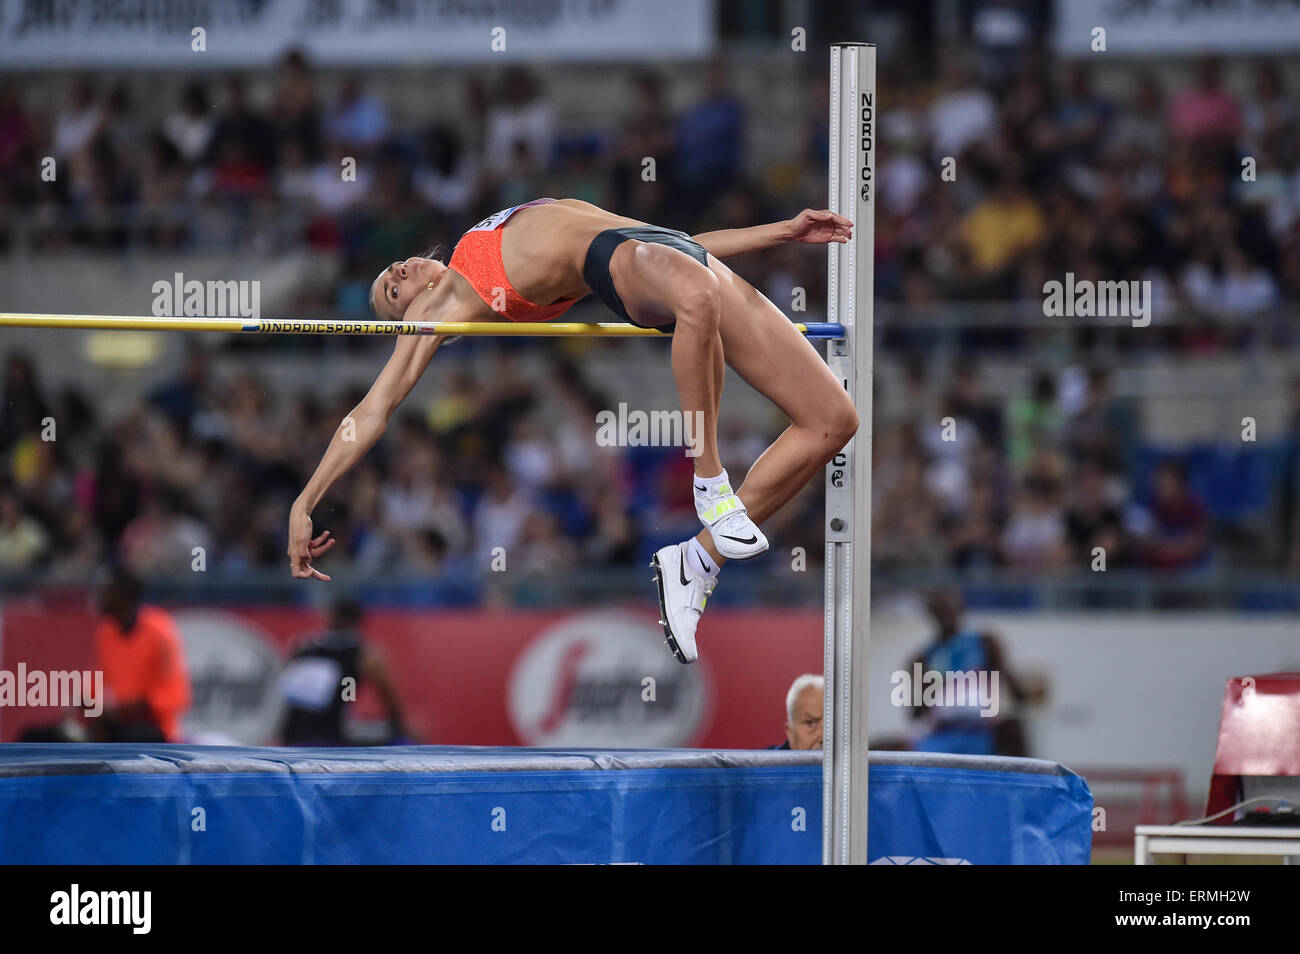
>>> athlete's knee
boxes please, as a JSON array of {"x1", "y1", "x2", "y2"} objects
[
  {"x1": 821, "y1": 393, "x2": 859, "y2": 450},
  {"x1": 672, "y1": 272, "x2": 722, "y2": 333}
]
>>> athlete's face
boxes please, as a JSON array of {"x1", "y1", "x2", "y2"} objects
[
  {"x1": 370, "y1": 257, "x2": 447, "y2": 321},
  {"x1": 785, "y1": 685, "x2": 824, "y2": 751}
]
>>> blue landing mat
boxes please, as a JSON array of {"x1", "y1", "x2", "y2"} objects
[{"x1": 0, "y1": 746, "x2": 1092, "y2": 864}]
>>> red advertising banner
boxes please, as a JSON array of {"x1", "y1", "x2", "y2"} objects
[{"x1": 0, "y1": 602, "x2": 821, "y2": 749}]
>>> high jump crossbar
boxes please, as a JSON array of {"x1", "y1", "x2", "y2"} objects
[
  {"x1": 0, "y1": 314, "x2": 846, "y2": 339},
  {"x1": 824, "y1": 42, "x2": 875, "y2": 866}
]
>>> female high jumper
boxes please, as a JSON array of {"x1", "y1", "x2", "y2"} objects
[{"x1": 287, "y1": 198, "x2": 858, "y2": 664}]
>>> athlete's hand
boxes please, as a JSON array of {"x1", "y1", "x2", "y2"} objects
[
  {"x1": 287, "y1": 504, "x2": 334, "y2": 581},
  {"x1": 787, "y1": 209, "x2": 853, "y2": 245}
]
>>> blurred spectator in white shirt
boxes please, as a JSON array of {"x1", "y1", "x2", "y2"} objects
[
  {"x1": 484, "y1": 68, "x2": 554, "y2": 177},
  {"x1": 308, "y1": 139, "x2": 374, "y2": 214},
  {"x1": 52, "y1": 79, "x2": 103, "y2": 159},
  {"x1": 164, "y1": 82, "x2": 215, "y2": 165},
  {"x1": 325, "y1": 76, "x2": 390, "y2": 152},
  {"x1": 929, "y1": 60, "x2": 996, "y2": 160},
  {"x1": 0, "y1": 485, "x2": 48, "y2": 571}
]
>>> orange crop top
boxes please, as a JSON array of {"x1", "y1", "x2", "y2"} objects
[{"x1": 447, "y1": 198, "x2": 579, "y2": 322}]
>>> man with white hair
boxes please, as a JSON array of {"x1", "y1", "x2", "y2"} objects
[{"x1": 770, "y1": 673, "x2": 823, "y2": 750}]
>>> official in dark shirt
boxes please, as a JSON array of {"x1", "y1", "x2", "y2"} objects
[{"x1": 278, "y1": 598, "x2": 406, "y2": 745}]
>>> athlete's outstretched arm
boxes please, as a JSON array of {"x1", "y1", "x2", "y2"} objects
[
  {"x1": 691, "y1": 208, "x2": 852, "y2": 260},
  {"x1": 287, "y1": 333, "x2": 448, "y2": 580}
]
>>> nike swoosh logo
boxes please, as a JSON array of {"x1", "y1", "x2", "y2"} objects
[
  {"x1": 720, "y1": 533, "x2": 758, "y2": 545},
  {"x1": 679, "y1": 557, "x2": 690, "y2": 587},
  {"x1": 694, "y1": 483, "x2": 708, "y2": 492}
]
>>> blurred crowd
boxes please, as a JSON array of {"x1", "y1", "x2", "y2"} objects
[
  {"x1": 2, "y1": 42, "x2": 1300, "y2": 589},
  {"x1": 876, "y1": 360, "x2": 1300, "y2": 579},
  {"x1": 0, "y1": 55, "x2": 763, "y2": 313},
  {"x1": 0, "y1": 343, "x2": 812, "y2": 584},
  {"x1": 4, "y1": 339, "x2": 1300, "y2": 585},
  {"x1": 876, "y1": 56, "x2": 1299, "y2": 329},
  {"x1": 0, "y1": 49, "x2": 1296, "y2": 326}
]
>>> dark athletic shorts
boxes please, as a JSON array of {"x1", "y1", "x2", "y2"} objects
[{"x1": 581, "y1": 225, "x2": 710, "y2": 333}]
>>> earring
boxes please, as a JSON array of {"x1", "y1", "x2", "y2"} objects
[{"x1": 427, "y1": 282, "x2": 435, "y2": 291}]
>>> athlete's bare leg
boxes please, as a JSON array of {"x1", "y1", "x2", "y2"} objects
[
  {"x1": 610, "y1": 242, "x2": 857, "y2": 566},
  {"x1": 607, "y1": 241, "x2": 726, "y2": 477},
  {"x1": 689, "y1": 262, "x2": 859, "y2": 566}
]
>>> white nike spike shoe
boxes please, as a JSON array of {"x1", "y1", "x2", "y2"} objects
[
  {"x1": 650, "y1": 543, "x2": 716, "y2": 664},
  {"x1": 694, "y1": 476, "x2": 768, "y2": 560}
]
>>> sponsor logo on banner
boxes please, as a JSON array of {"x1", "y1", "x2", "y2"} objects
[
  {"x1": 507, "y1": 611, "x2": 709, "y2": 746},
  {"x1": 175, "y1": 611, "x2": 283, "y2": 745}
]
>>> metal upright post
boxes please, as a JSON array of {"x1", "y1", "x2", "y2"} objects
[{"x1": 823, "y1": 42, "x2": 876, "y2": 866}]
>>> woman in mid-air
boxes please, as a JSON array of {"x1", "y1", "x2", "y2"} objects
[{"x1": 287, "y1": 198, "x2": 858, "y2": 664}]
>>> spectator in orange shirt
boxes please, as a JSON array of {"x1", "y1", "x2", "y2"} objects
[{"x1": 92, "y1": 565, "x2": 191, "y2": 742}]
